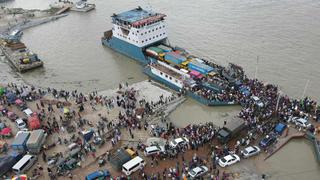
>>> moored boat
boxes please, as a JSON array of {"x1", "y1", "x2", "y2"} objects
[{"x1": 101, "y1": 7, "x2": 242, "y2": 106}]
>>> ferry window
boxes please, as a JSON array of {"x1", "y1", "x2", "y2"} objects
[
  {"x1": 128, "y1": 38, "x2": 130, "y2": 40},
  {"x1": 142, "y1": 41, "x2": 144, "y2": 43},
  {"x1": 148, "y1": 30, "x2": 151, "y2": 33},
  {"x1": 165, "y1": 75, "x2": 168, "y2": 78},
  {"x1": 160, "y1": 72, "x2": 163, "y2": 75},
  {"x1": 159, "y1": 27, "x2": 161, "y2": 29},
  {"x1": 175, "y1": 80, "x2": 178, "y2": 83},
  {"x1": 163, "y1": 25, "x2": 165, "y2": 28},
  {"x1": 137, "y1": 30, "x2": 139, "y2": 33},
  {"x1": 156, "y1": 35, "x2": 158, "y2": 37},
  {"x1": 169, "y1": 77, "x2": 172, "y2": 80},
  {"x1": 149, "y1": 38, "x2": 151, "y2": 40},
  {"x1": 153, "y1": 36, "x2": 155, "y2": 39},
  {"x1": 145, "y1": 32, "x2": 147, "y2": 34},
  {"x1": 152, "y1": 29, "x2": 154, "y2": 32},
  {"x1": 160, "y1": 34, "x2": 162, "y2": 36},
  {"x1": 156, "y1": 28, "x2": 158, "y2": 30},
  {"x1": 141, "y1": 33, "x2": 143, "y2": 35}
]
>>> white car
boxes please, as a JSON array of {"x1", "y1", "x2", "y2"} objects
[
  {"x1": 252, "y1": 96, "x2": 264, "y2": 107},
  {"x1": 169, "y1": 137, "x2": 189, "y2": 148},
  {"x1": 294, "y1": 118, "x2": 311, "y2": 128},
  {"x1": 188, "y1": 165, "x2": 208, "y2": 178},
  {"x1": 218, "y1": 154, "x2": 240, "y2": 167},
  {"x1": 241, "y1": 146, "x2": 261, "y2": 158},
  {"x1": 15, "y1": 118, "x2": 27, "y2": 129},
  {"x1": 23, "y1": 108, "x2": 33, "y2": 117},
  {"x1": 144, "y1": 145, "x2": 165, "y2": 156}
]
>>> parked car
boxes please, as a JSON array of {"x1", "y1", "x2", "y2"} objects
[
  {"x1": 251, "y1": 96, "x2": 264, "y2": 107},
  {"x1": 294, "y1": 118, "x2": 311, "y2": 128},
  {"x1": 85, "y1": 169, "x2": 110, "y2": 180},
  {"x1": 188, "y1": 165, "x2": 208, "y2": 178},
  {"x1": 144, "y1": 145, "x2": 165, "y2": 156},
  {"x1": 259, "y1": 134, "x2": 277, "y2": 148},
  {"x1": 23, "y1": 108, "x2": 33, "y2": 117},
  {"x1": 241, "y1": 146, "x2": 261, "y2": 158},
  {"x1": 15, "y1": 118, "x2": 27, "y2": 130},
  {"x1": 169, "y1": 137, "x2": 189, "y2": 148},
  {"x1": 218, "y1": 154, "x2": 240, "y2": 167}
]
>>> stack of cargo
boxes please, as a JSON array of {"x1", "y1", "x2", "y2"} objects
[
  {"x1": 26, "y1": 129, "x2": 46, "y2": 154},
  {"x1": 11, "y1": 131, "x2": 30, "y2": 152},
  {"x1": 146, "y1": 47, "x2": 164, "y2": 57},
  {"x1": 157, "y1": 44, "x2": 172, "y2": 52},
  {"x1": 188, "y1": 60, "x2": 214, "y2": 75},
  {"x1": 164, "y1": 51, "x2": 187, "y2": 65}
]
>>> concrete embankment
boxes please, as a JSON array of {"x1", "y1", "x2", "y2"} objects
[{"x1": 7, "y1": 13, "x2": 68, "y2": 33}]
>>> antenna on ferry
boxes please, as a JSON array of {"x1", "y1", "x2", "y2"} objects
[
  {"x1": 254, "y1": 56, "x2": 259, "y2": 79},
  {"x1": 301, "y1": 79, "x2": 310, "y2": 100}
]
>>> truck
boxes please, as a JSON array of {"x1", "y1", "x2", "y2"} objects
[
  {"x1": 26, "y1": 129, "x2": 46, "y2": 154},
  {"x1": 0, "y1": 151, "x2": 24, "y2": 176},
  {"x1": 217, "y1": 118, "x2": 245, "y2": 143},
  {"x1": 188, "y1": 60, "x2": 214, "y2": 75},
  {"x1": 11, "y1": 131, "x2": 30, "y2": 152},
  {"x1": 164, "y1": 51, "x2": 186, "y2": 65}
]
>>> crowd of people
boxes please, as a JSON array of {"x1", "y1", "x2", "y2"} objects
[{"x1": 1, "y1": 70, "x2": 319, "y2": 180}]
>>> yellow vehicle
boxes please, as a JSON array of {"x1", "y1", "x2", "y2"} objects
[
  {"x1": 208, "y1": 71, "x2": 217, "y2": 77},
  {"x1": 158, "y1": 53, "x2": 165, "y2": 61},
  {"x1": 179, "y1": 59, "x2": 192, "y2": 69},
  {"x1": 125, "y1": 148, "x2": 137, "y2": 158}
]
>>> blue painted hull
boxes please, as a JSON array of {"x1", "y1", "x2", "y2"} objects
[
  {"x1": 143, "y1": 67, "x2": 237, "y2": 106},
  {"x1": 102, "y1": 36, "x2": 148, "y2": 64}
]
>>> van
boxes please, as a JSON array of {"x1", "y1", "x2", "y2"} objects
[
  {"x1": 144, "y1": 145, "x2": 165, "y2": 156},
  {"x1": 12, "y1": 154, "x2": 37, "y2": 174},
  {"x1": 122, "y1": 156, "x2": 145, "y2": 176}
]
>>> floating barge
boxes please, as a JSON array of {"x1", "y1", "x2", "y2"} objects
[
  {"x1": 0, "y1": 40, "x2": 43, "y2": 72},
  {"x1": 50, "y1": 0, "x2": 95, "y2": 13}
]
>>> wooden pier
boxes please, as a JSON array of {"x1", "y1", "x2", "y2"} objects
[{"x1": 55, "y1": 6, "x2": 71, "y2": 15}]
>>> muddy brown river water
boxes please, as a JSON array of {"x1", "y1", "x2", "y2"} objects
[{"x1": 1, "y1": 0, "x2": 319, "y2": 179}]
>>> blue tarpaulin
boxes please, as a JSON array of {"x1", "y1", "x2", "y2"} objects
[
  {"x1": 6, "y1": 92, "x2": 16, "y2": 104},
  {"x1": 275, "y1": 123, "x2": 287, "y2": 135}
]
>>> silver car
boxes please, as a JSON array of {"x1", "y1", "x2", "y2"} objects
[{"x1": 241, "y1": 146, "x2": 261, "y2": 158}]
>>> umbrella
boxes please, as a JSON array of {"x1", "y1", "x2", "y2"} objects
[
  {"x1": 0, "y1": 127, "x2": 12, "y2": 135},
  {"x1": 12, "y1": 175, "x2": 28, "y2": 180},
  {"x1": 7, "y1": 111, "x2": 14, "y2": 117},
  {"x1": 15, "y1": 99, "x2": 23, "y2": 105},
  {"x1": 0, "y1": 87, "x2": 5, "y2": 96}
]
